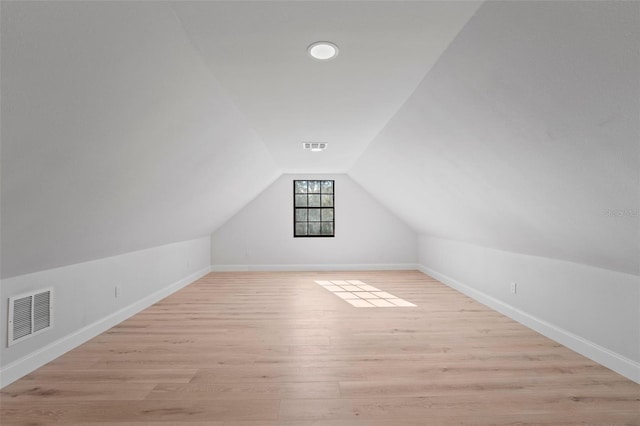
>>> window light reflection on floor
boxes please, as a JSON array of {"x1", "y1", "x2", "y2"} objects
[{"x1": 314, "y1": 280, "x2": 416, "y2": 308}]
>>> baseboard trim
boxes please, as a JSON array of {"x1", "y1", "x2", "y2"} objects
[
  {"x1": 418, "y1": 265, "x2": 640, "y2": 384},
  {"x1": 0, "y1": 266, "x2": 211, "y2": 388},
  {"x1": 210, "y1": 263, "x2": 419, "y2": 272}
]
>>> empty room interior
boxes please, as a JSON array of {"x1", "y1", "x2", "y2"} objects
[{"x1": 1, "y1": 0, "x2": 639, "y2": 424}]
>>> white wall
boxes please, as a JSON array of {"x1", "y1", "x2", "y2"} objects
[
  {"x1": 211, "y1": 174, "x2": 417, "y2": 270},
  {"x1": 0, "y1": 236, "x2": 211, "y2": 388},
  {"x1": 419, "y1": 235, "x2": 640, "y2": 383}
]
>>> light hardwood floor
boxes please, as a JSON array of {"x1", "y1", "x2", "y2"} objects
[{"x1": 1, "y1": 270, "x2": 638, "y2": 425}]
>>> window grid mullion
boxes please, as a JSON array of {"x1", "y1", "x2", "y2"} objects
[{"x1": 294, "y1": 180, "x2": 334, "y2": 238}]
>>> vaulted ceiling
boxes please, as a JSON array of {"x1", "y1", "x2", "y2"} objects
[
  {"x1": 1, "y1": 1, "x2": 638, "y2": 278},
  {"x1": 170, "y1": 1, "x2": 481, "y2": 172}
]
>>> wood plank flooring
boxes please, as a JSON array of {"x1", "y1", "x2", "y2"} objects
[{"x1": 1, "y1": 270, "x2": 638, "y2": 425}]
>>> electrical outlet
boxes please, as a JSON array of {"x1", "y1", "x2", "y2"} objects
[
  {"x1": 115, "y1": 285, "x2": 121, "y2": 299},
  {"x1": 510, "y1": 282, "x2": 517, "y2": 294}
]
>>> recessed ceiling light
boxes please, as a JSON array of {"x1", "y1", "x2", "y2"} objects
[{"x1": 308, "y1": 41, "x2": 339, "y2": 60}]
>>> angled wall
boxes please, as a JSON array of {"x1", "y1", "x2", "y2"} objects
[
  {"x1": 1, "y1": 1, "x2": 280, "y2": 279},
  {"x1": 211, "y1": 174, "x2": 417, "y2": 270},
  {"x1": 350, "y1": 1, "x2": 639, "y2": 275}
]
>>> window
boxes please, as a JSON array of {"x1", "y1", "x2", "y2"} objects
[{"x1": 294, "y1": 180, "x2": 334, "y2": 237}]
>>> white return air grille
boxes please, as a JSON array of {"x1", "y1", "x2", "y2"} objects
[
  {"x1": 8, "y1": 288, "x2": 53, "y2": 346},
  {"x1": 302, "y1": 142, "x2": 327, "y2": 152}
]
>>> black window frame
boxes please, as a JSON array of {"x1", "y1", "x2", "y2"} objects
[{"x1": 293, "y1": 180, "x2": 335, "y2": 238}]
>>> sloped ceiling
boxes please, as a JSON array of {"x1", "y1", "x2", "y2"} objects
[
  {"x1": 0, "y1": 1, "x2": 280, "y2": 278},
  {"x1": 2, "y1": 1, "x2": 637, "y2": 279},
  {"x1": 350, "y1": 1, "x2": 640, "y2": 275},
  {"x1": 1, "y1": 0, "x2": 480, "y2": 279},
  {"x1": 170, "y1": 1, "x2": 481, "y2": 172}
]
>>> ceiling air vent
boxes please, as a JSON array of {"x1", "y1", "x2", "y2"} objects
[
  {"x1": 302, "y1": 142, "x2": 327, "y2": 152},
  {"x1": 8, "y1": 288, "x2": 53, "y2": 346}
]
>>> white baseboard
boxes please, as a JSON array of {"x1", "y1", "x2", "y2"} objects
[
  {"x1": 418, "y1": 265, "x2": 640, "y2": 384},
  {"x1": 0, "y1": 266, "x2": 211, "y2": 388},
  {"x1": 210, "y1": 263, "x2": 419, "y2": 272}
]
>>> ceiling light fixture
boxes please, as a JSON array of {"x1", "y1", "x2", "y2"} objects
[{"x1": 307, "y1": 41, "x2": 339, "y2": 60}]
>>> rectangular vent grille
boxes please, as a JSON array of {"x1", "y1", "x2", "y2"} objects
[
  {"x1": 12, "y1": 296, "x2": 33, "y2": 340},
  {"x1": 34, "y1": 292, "x2": 51, "y2": 332},
  {"x1": 8, "y1": 288, "x2": 53, "y2": 346},
  {"x1": 302, "y1": 142, "x2": 327, "y2": 151}
]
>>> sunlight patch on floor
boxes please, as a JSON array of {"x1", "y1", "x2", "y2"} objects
[{"x1": 314, "y1": 280, "x2": 416, "y2": 308}]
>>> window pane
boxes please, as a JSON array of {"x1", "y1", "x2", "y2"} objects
[
  {"x1": 308, "y1": 181, "x2": 320, "y2": 193},
  {"x1": 309, "y1": 222, "x2": 321, "y2": 235},
  {"x1": 295, "y1": 181, "x2": 308, "y2": 193},
  {"x1": 295, "y1": 209, "x2": 307, "y2": 222},
  {"x1": 295, "y1": 223, "x2": 308, "y2": 236},
  {"x1": 295, "y1": 194, "x2": 307, "y2": 207},
  {"x1": 321, "y1": 222, "x2": 334, "y2": 235},
  {"x1": 293, "y1": 180, "x2": 334, "y2": 238},
  {"x1": 321, "y1": 208, "x2": 334, "y2": 221},
  {"x1": 308, "y1": 208, "x2": 321, "y2": 221},
  {"x1": 321, "y1": 180, "x2": 333, "y2": 193}
]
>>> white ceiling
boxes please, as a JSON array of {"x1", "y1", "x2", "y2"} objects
[
  {"x1": 350, "y1": 1, "x2": 640, "y2": 275},
  {"x1": 0, "y1": 1, "x2": 281, "y2": 278},
  {"x1": 1, "y1": 1, "x2": 637, "y2": 278},
  {"x1": 171, "y1": 1, "x2": 482, "y2": 172}
]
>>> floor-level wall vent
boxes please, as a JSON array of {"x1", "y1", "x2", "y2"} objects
[{"x1": 8, "y1": 288, "x2": 53, "y2": 346}]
